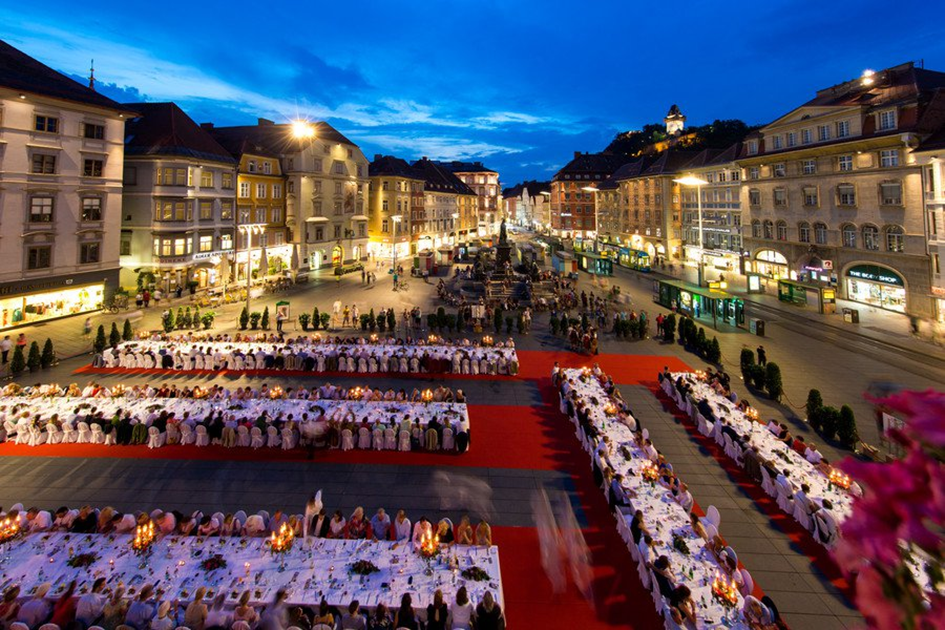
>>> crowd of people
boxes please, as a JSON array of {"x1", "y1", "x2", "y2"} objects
[
  {"x1": 93, "y1": 334, "x2": 518, "y2": 376},
  {"x1": 0, "y1": 500, "x2": 503, "y2": 630}
]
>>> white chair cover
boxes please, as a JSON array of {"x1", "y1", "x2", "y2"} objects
[
  {"x1": 358, "y1": 427, "x2": 371, "y2": 449},
  {"x1": 398, "y1": 430, "x2": 411, "y2": 452},
  {"x1": 341, "y1": 429, "x2": 355, "y2": 451},
  {"x1": 384, "y1": 428, "x2": 397, "y2": 450},
  {"x1": 266, "y1": 426, "x2": 281, "y2": 448},
  {"x1": 147, "y1": 426, "x2": 164, "y2": 449},
  {"x1": 237, "y1": 426, "x2": 251, "y2": 447},
  {"x1": 704, "y1": 505, "x2": 721, "y2": 528},
  {"x1": 442, "y1": 427, "x2": 455, "y2": 450},
  {"x1": 195, "y1": 425, "x2": 210, "y2": 447},
  {"x1": 250, "y1": 427, "x2": 265, "y2": 449}
]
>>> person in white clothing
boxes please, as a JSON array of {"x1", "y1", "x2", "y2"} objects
[
  {"x1": 412, "y1": 516, "x2": 433, "y2": 544},
  {"x1": 76, "y1": 578, "x2": 108, "y2": 626},
  {"x1": 450, "y1": 586, "x2": 474, "y2": 629},
  {"x1": 393, "y1": 509, "x2": 412, "y2": 542},
  {"x1": 25, "y1": 507, "x2": 52, "y2": 532}
]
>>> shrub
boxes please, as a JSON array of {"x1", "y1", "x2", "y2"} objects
[
  {"x1": 505, "y1": 316, "x2": 514, "y2": 334},
  {"x1": 696, "y1": 327, "x2": 707, "y2": 355},
  {"x1": 747, "y1": 364, "x2": 767, "y2": 390},
  {"x1": 806, "y1": 390, "x2": 824, "y2": 424},
  {"x1": 456, "y1": 310, "x2": 465, "y2": 333},
  {"x1": 838, "y1": 405, "x2": 859, "y2": 448},
  {"x1": 201, "y1": 312, "x2": 215, "y2": 330},
  {"x1": 162, "y1": 309, "x2": 175, "y2": 333},
  {"x1": 122, "y1": 319, "x2": 133, "y2": 341},
  {"x1": 494, "y1": 308, "x2": 503, "y2": 334},
  {"x1": 94, "y1": 325, "x2": 107, "y2": 353},
  {"x1": 368, "y1": 309, "x2": 377, "y2": 331},
  {"x1": 549, "y1": 315, "x2": 559, "y2": 335},
  {"x1": 437, "y1": 307, "x2": 447, "y2": 330},
  {"x1": 182, "y1": 307, "x2": 193, "y2": 329},
  {"x1": 319, "y1": 312, "x2": 331, "y2": 330},
  {"x1": 176, "y1": 307, "x2": 185, "y2": 329},
  {"x1": 261, "y1": 306, "x2": 270, "y2": 330},
  {"x1": 191, "y1": 307, "x2": 201, "y2": 330},
  {"x1": 41, "y1": 338, "x2": 55, "y2": 369},
  {"x1": 9, "y1": 346, "x2": 25, "y2": 375},
  {"x1": 427, "y1": 313, "x2": 438, "y2": 330},
  {"x1": 808, "y1": 406, "x2": 824, "y2": 433},
  {"x1": 377, "y1": 314, "x2": 386, "y2": 333},
  {"x1": 707, "y1": 337, "x2": 722, "y2": 364},
  {"x1": 820, "y1": 406, "x2": 841, "y2": 440},
  {"x1": 663, "y1": 314, "x2": 676, "y2": 342},
  {"x1": 312, "y1": 307, "x2": 320, "y2": 331},
  {"x1": 386, "y1": 309, "x2": 395, "y2": 332},
  {"x1": 360, "y1": 314, "x2": 370, "y2": 331},
  {"x1": 239, "y1": 307, "x2": 249, "y2": 330},
  {"x1": 740, "y1": 348, "x2": 755, "y2": 381},
  {"x1": 298, "y1": 313, "x2": 310, "y2": 330},
  {"x1": 249, "y1": 312, "x2": 261, "y2": 329},
  {"x1": 446, "y1": 314, "x2": 456, "y2": 332},
  {"x1": 765, "y1": 362, "x2": 783, "y2": 401},
  {"x1": 108, "y1": 322, "x2": 121, "y2": 348},
  {"x1": 26, "y1": 341, "x2": 41, "y2": 372}
]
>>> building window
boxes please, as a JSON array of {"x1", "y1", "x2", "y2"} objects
[
  {"x1": 263, "y1": 161, "x2": 272, "y2": 174},
  {"x1": 256, "y1": 183, "x2": 267, "y2": 198},
  {"x1": 156, "y1": 200, "x2": 188, "y2": 221},
  {"x1": 880, "y1": 149, "x2": 899, "y2": 168},
  {"x1": 885, "y1": 225, "x2": 905, "y2": 252},
  {"x1": 83, "y1": 123, "x2": 105, "y2": 139},
  {"x1": 239, "y1": 182, "x2": 250, "y2": 198},
  {"x1": 382, "y1": 219, "x2": 389, "y2": 233},
  {"x1": 120, "y1": 235, "x2": 131, "y2": 256},
  {"x1": 334, "y1": 162, "x2": 345, "y2": 175},
  {"x1": 817, "y1": 124, "x2": 830, "y2": 142},
  {"x1": 762, "y1": 220, "x2": 773, "y2": 239},
  {"x1": 81, "y1": 197, "x2": 102, "y2": 221},
  {"x1": 315, "y1": 227, "x2": 323, "y2": 241},
  {"x1": 200, "y1": 171, "x2": 214, "y2": 188},
  {"x1": 880, "y1": 181, "x2": 902, "y2": 205},
  {"x1": 747, "y1": 140, "x2": 758, "y2": 155},
  {"x1": 31, "y1": 154, "x2": 56, "y2": 174},
  {"x1": 79, "y1": 242, "x2": 100, "y2": 264},
  {"x1": 837, "y1": 184, "x2": 856, "y2": 206},
  {"x1": 748, "y1": 167, "x2": 759, "y2": 180},
  {"x1": 773, "y1": 163, "x2": 786, "y2": 178},
  {"x1": 255, "y1": 208, "x2": 266, "y2": 223},
  {"x1": 272, "y1": 184, "x2": 282, "y2": 199},
  {"x1": 772, "y1": 135, "x2": 783, "y2": 150},
  {"x1": 221, "y1": 201, "x2": 233, "y2": 220},
  {"x1": 787, "y1": 132, "x2": 797, "y2": 147},
  {"x1": 222, "y1": 172, "x2": 233, "y2": 189},
  {"x1": 801, "y1": 129, "x2": 813, "y2": 144},
  {"x1": 287, "y1": 181, "x2": 295, "y2": 194},
  {"x1": 34, "y1": 115, "x2": 59, "y2": 133},
  {"x1": 776, "y1": 221, "x2": 788, "y2": 241},
  {"x1": 27, "y1": 246, "x2": 52, "y2": 269},
  {"x1": 334, "y1": 225, "x2": 341, "y2": 238},
  {"x1": 802, "y1": 159, "x2": 817, "y2": 175},
  {"x1": 29, "y1": 196, "x2": 54, "y2": 223},
  {"x1": 199, "y1": 235, "x2": 213, "y2": 252},
  {"x1": 863, "y1": 224, "x2": 880, "y2": 250},
  {"x1": 748, "y1": 189, "x2": 761, "y2": 206},
  {"x1": 814, "y1": 222, "x2": 828, "y2": 245},
  {"x1": 199, "y1": 201, "x2": 213, "y2": 220},
  {"x1": 247, "y1": 160, "x2": 257, "y2": 173},
  {"x1": 878, "y1": 109, "x2": 897, "y2": 131},
  {"x1": 842, "y1": 224, "x2": 857, "y2": 247},
  {"x1": 798, "y1": 222, "x2": 811, "y2": 243},
  {"x1": 838, "y1": 155, "x2": 853, "y2": 172},
  {"x1": 803, "y1": 187, "x2": 819, "y2": 207},
  {"x1": 773, "y1": 188, "x2": 787, "y2": 207},
  {"x1": 271, "y1": 207, "x2": 283, "y2": 223},
  {"x1": 358, "y1": 223, "x2": 366, "y2": 237},
  {"x1": 836, "y1": 120, "x2": 850, "y2": 138},
  {"x1": 382, "y1": 200, "x2": 389, "y2": 212},
  {"x1": 83, "y1": 159, "x2": 103, "y2": 177},
  {"x1": 221, "y1": 233, "x2": 233, "y2": 250}
]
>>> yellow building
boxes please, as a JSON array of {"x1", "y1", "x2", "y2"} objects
[{"x1": 367, "y1": 155, "x2": 421, "y2": 264}]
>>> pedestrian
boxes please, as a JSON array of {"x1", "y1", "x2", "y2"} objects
[
  {"x1": 343, "y1": 306, "x2": 351, "y2": 327},
  {"x1": 757, "y1": 345, "x2": 767, "y2": 366},
  {"x1": 276, "y1": 310, "x2": 286, "y2": 333},
  {"x1": 135, "y1": 292, "x2": 143, "y2": 308},
  {"x1": 16, "y1": 333, "x2": 27, "y2": 351},
  {"x1": 176, "y1": 286, "x2": 183, "y2": 299},
  {"x1": 83, "y1": 317, "x2": 93, "y2": 337},
  {"x1": 0, "y1": 335, "x2": 11, "y2": 364},
  {"x1": 142, "y1": 289, "x2": 151, "y2": 308},
  {"x1": 361, "y1": 269, "x2": 366, "y2": 284}
]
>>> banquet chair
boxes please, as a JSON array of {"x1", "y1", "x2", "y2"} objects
[
  {"x1": 222, "y1": 426, "x2": 237, "y2": 448},
  {"x1": 88, "y1": 626, "x2": 106, "y2": 630},
  {"x1": 90, "y1": 424, "x2": 106, "y2": 444},
  {"x1": 15, "y1": 422, "x2": 31, "y2": 444},
  {"x1": 309, "y1": 626, "x2": 330, "y2": 630},
  {"x1": 243, "y1": 515, "x2": 265, "y2": 536},
  {"x1": 60, "y1": 423, "x2": 77, "y2": 444},
  {"x1": 150, "y1": 509, "x2": 163, "y2": 521},
  {"x1": 357, "y1": 427, "x2": 371, "y2": 449},
  {"x1": 441, "y1": 427, "x2": 455, "y2": 450},
  {"x1": 281, "y1": 427, "x2": 297, "y2": 450},
  {"x1": 730, "y1": 440, "x2": 744, "y2": 467},
  {"x1": 703, "y1": 522, "x2": 719, "y2": 541},
  {"x1": 233, "y1": 510, "x2": 248, "y2": 526},
  {"x1": 166, "y1": 423, "x2": 180, "y2": 445},
  {"x1": 38, "y1": 624, "x2": 61, "y2": 630},
  {"x1": 104, "y1": 426, "x2": 117, "y2": 446},
  {"x1": 398, "y1": 430, "x2": 411, "y2": 452},
  {"x1": 3, "y1": 420, "x2": 17, "y2": 442},
  {"x1": 266, "y1": 426, "x2": 281, "y2": 448},
  {"x1": 341, "y1": 429, "x2": 355, "y2": 451},
  {"x1": 740, "y1": 568, "x2": 754, "y2": 597},
  {"x1": 383, "y1": 428, "x2": 397, "y2": 450},
  {"x1": 9, "y1": 624, "x2": 29, "y2": 630},
  {"x1": 173, "y1": 627, "x2": 192, "y2": 630},
  {"x1": 250, "y1": 427, "x2": 265, "y2": 449},
  {"x1": 695, "y1": 413, "x2": 710, "y2": 436},
  {"x1": 425, "y1": 428, "x2": 439, "y2": 451},
  {"x1": 196, "y1": 425, "x2": 211, "y2": 447},
  {"x1": 760, "y1": 468, "x2": 777, "y2": 497},
  {"x1": 793, "y1": 495, "x2": 813, "y2": 530},
  {"x1": 45, "y1": 423, "x2": 63, "y2": 445},
  {"x1": 237, "y1": 426, "x2": 251, "y2": 448},
  {"x1": 642, "y1": 428, "x2": 649, "y2": 441},
  {"x1": 373, "y1": 426, "x2": 385, "y2": 451},
  {"x1": 258, "y1": 510, "x2": 270, "y2": 528},
  {"x1": 179, "y1": 424, "x2": 196, "y2": 446},
  {"x1": 27, "y1": 425, "x2": 47, "y2": 446},
  {"x1": 775, "y1": 483, "x2": 795, "y2": 513},
  {"x1": 704, "y1": 505, "x2": 721, "y2": 529},
  {"x1": 147, "y1": 427, "x2": 165, "y2": 449}
]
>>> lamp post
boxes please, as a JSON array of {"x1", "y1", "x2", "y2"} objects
[
  {"x1": 391, "y1": 215, "x2": 402, "y2": 274},
  {"x1": 673, "y1": 175, "x2": 709, "y2": 287}
]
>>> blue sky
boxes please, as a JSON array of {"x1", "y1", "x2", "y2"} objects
[{"x1": 3, "y1": 0, "x2": 944, "y2": 185}]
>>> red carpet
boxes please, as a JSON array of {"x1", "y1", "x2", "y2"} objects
[
  {"x1": 647, "y1": 381, "x2": 853, "y2": 598},
  {"x1": 74, "y1": 364, "x2": 513, "y2": 381}
]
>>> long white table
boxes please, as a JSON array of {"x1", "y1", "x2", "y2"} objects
[{"x1": 0, "y1": 532, "x2": 503, "y2": 615}]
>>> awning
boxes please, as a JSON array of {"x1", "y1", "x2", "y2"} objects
[{"x1": 305, "y1": 216, "x2": 329, "y2": 223}]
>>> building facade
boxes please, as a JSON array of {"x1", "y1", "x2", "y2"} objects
[
  {"x1": 411, "y1": 158, "x2": 474, "y2": 253},
  {"x1": 912, "y1": 134, "x2": 945, "y2": 322},
  {"x1": 209, "y1": 119, "x2": 369, "y2": 272},
  {"x1": 503, "y1": 181, "x2": 550, "y2": 230},
  {"x1": 0, "y1": 40, "x2": 132, "y2": 331},
  {"x1": 738, "y1": 62, "x2": 945, "y2": 318},
  {"x1": 437, "y1": 161, "x2": 500, "y2": 238},
  {"x1": 367, "y1": 155, "x2": 422, "y2": 264},
  {"x1": 121, "y1": 103, "x2": 237, "y2": 292},
  {"x1": 551, "y1": 152, "x2": 627, "y2": 238}
]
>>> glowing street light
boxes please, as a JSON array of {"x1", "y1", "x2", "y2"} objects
[
  {"x1": 674, "y1": 175, "x2": 710, "y2": 286},
  {"x1": 291, "y1": 120, "x2": 315, "y2": 139}
]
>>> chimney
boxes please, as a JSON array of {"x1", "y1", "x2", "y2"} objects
[
  {"x1": 574, "y1": 151, "x2": 581, "y2": 159},
  {"x1": 200, "y1": 122, "x2": 214, "y2": 129},
  {"x1": 374, "y1": 154, "x2": 382, "y2": 162},
  {"x1": 258, "y1": 118, "x2": 274, "y2": 126},
  {"x1": 422, "y1": 156, "x2": 428, "y2": 161}
]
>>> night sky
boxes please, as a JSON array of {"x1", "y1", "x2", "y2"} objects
[{"x1": 4, "y1": 0, "x2": 944, "y2": 185}]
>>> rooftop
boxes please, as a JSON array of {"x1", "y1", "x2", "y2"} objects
[{"x1": 123, "y1": 102, "x2": 235, "y2": 164}]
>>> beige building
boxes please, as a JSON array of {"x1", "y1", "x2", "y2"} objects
[
  {"x1": 437, "y1": 161, "x2": 501, "y2": 237},
  {"x1": 411, "y1": 158, "x2": 475, "y2": 253},
  {"x1": 738, "y1": 62, "x2": 945, "y2": 318},
  {"x1": 503, "y1": 181, "x2": 550, "y2": 230},
  {"x1": 913, "y1": 133, "x2": 945, "y2": 322},
  {"x1": 0, "y1": 41, "x2": 133, "y2": 331},
  {"x1": 367, "y1": 155, "x2": 422, "y2": 264}
]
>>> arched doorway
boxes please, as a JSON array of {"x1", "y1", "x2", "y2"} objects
[
  {"x1": 842, "y1": 262, "x2": 907, "y2": 313},
  {"x1": 352, "y1": 245, "x2": 362, "y2": 261},
  {"x1": 331, "y1": 245, "x2": 344, "y2": 267},
  {"x1": 753, "y1": 249, "x2": 791, "y2": 279}
]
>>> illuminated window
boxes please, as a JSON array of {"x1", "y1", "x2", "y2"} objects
[
  {"x1": 83, "y1": 159, "x2": 103, "y2": 177},
  {"x1": 200, "y1": 171, "x2": 214, "y2": 188},
  {"x1": 838, "y1": 155, "x2": 853, "y2": 172},
  {"x1": 29, "y1": 196, "x2": 54, "y2": 222},
  {"x1": 199, "y1": 235, "x2": 213, "y2": 252}
]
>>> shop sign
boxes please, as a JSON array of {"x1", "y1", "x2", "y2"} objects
[{"x1": 847, "y1": 264, "x2": 903, "y2": 286}]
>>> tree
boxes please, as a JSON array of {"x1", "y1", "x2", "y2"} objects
[
  {"x1": 765, "y1": 362, "x2": 783, "y2": 401},
  {"x1": 838, "y1": 405, "x2": 859, "y2": 448},
  {"x1": 26, "y1": 341, "x2": 41, "y2": 372},
  {"x1": 312, "y1": 307, "x2": 321, "y2": 331},
  {"x1": 176, "y1": 307, "x2": 185, "y2": 329},
  {"x1": 319, "y1": 312, "x2": 331, "y2": 330},
  {"x1": 122, "y1": 319, "x2": 134, "y2": 341},
  {"x1": 9, "y1": 346, "x2": 25, "y2": 375},
  {"x1": 94, "y1": 325, "x2": 107, "y2": 353},
  {"x1": 436, "y1": 307, "x2": 447, "y2": 330},
  {"x1": 427, "y1": 313, "x2": 438, "y2": 330},
  {"x1": 181, "y1": 307, "x2": 191, "y2": 329},
  {"x1": 109, "y1": 322, "x2": 121, "y2": 348},
  {"x1": 360, "y1": 314, "x2": 370, "y2": 331},
  {"x1": 806, "y1": 390, "x2": 824, "y2": 424},
  {"x1": 707, "y1": 337, "x2": 722, "y2": 364},
  {"x1": 368, "y1": 309, "x2": 377, "y2": 332},
  {"x1": 162, "y1": 309, "x2": 175, "y2": 333},
  {"x1": 261, "y1": 306, "x2": 270, "y2": 330},
  {"x1": 41, "y1": 338, "x2": 55, "y2": 369},
  {"x1": 386, "y1": 309, "x2": 395, "y2": 332},
  {"x1": 820, "y1": 406, "x2": 840, "y2": 440},
  {"x1": 249, "y1": 312, "x2": 261, "y2": 329},
  {"x1": 377, "y1": 313, "x2": 386, "y2": 333},
  {"x1": 456, "y1": 310, "x2": 465, "y2": 333},
  {"x1": 740, "y1": 348, "x2": 755, "y2": 381},
  {"x1": 239, "y1": 307, "x2": 250, "y2": 330},
  {"x1": 299, "y1": 313, "x2": 311, "y2": 330},
  {"x1": 201, "y1": 312, "x2": 215, "y2": 329},
  {"x1": 663, "y1": 313, "x2": 676, "y2": 342},
  {"x1": 192, "y1": 306, "x2": 201, "y2": 329}
]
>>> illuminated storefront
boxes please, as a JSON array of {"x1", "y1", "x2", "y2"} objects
[
  {"x1": 0, "y1": 283, "x2": 104, "y2": 331},
  {"x1": 753, "y1": 249, "x2": 794, "y2": 280},
  {"x1": 844, "y1": 264, "x2": 906, "y2": 313}
]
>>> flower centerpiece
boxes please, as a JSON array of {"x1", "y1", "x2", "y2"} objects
[
  {"x1": 192, "y1": 386, "x2": 208, "y2": 399},
  {"x1": 110, "y1": 384, "x2": 127, "y2": 397},
  {"x1": 0, "y1": 516, "x2": 21, "y2": 543},
  {"x1": 640, "y1": 461, "x2": 659, "y2": 483},
  {"x1": 369, "y1": 334, "x2": 378, "y2": 343},
  {"x1": 828, "y1": 469, "x2": 852, "y2": 490},
  {"x1": 131, "y1": 520, "x2": 156, "y2": 556},
  {"x1": 672, "y1": 534, "x2": 691, "y2": 556},
  {"x1": 711, "y1": 571, "x2": 739, "y2": 606},
  {"x1": 200, "y1": 554, "x2": 227, "y2": 572},
  {"x1": 461, "y1": 566, "x2": 490, "y2": 581},
  {"x1": 349, "y1": 559, "x2": 380, "y2": 576},
  {"x1": 417, "y1": 530, "x2": 439, "y2": 559},
  {"x1": 427, "y1": 334, "x2": 440, "y2": 344},
  {"x1": 67, "y1": 552, "x2": 99, "y2": 568}
]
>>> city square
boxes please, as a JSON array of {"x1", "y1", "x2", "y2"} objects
[{"x1": 0, "y1": 3, "x2": 943, "y2": 630}]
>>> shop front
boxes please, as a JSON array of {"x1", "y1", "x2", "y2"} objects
[
  {"x1": 933, "y1": 286, "x2": 945, "y2": 323},
  {"x1": 777, "y1": 279, "x2": 837, "y2": 314},
  {"x1": 844, "y1": 264, "x2": 907, "y2": 313},
  {"x1": 0, "y1": 270, "x2": 116, "y2": 331},
  {"x1": 753, "y1": 249, "x2": 793, "y2": 280}
]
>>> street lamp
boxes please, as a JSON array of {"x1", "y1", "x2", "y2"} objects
[
  {"x1": 391, "y1": 215, "x2": 402, "y2": 273},
  {"x1": 291, "y1": 120, "x2": 315, "y2": 139},
  {"x1": 238, "y1": 223, "x2": 267, "y2": 314},
  {"x1": 673, "y1": 175, "x2": 709, "y2": 286}
]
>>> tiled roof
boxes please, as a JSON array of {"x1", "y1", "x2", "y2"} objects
[
  {"x1": 503, "y1": 180, "x2": 550, "y2": 198},
  {"x1": 204, "y1": 126, "x2": 280, "y2": 160},
  {"x1": 434, "y1": 160, "x2": 498, "y2": 174},
  {"x1": 369, "y1": 155, "x2": 422, "y2": 179},
  {"x1": 554, "y1": 152, "x2": 629, "y2": 180},
  {"x1": 641, "y1": 150, "x2": 701, "y2": 176},
  {"x1": 803, "y1": 62, "x2": 945, "y2": 109},
  {"x1": 123, "y1": 102, "x2": 235, "y2": 164},
  {"x1": 411, "y1": 158, "x2": 476, "y2": 195},
  {"x1": 0, "y1": 39, "x2": 130, "y2": 113},
  {"x1": 208, "y1": 120, "x2": 359, "y2": 157}
]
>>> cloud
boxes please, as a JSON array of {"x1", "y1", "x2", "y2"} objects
[{"x1": 355, "y1": 133, "x2": 524, "y2": 161}]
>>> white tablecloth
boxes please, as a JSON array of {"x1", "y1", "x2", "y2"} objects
[{"x1": 0, "y1": 533, "x2": 503, "y2": 613}]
